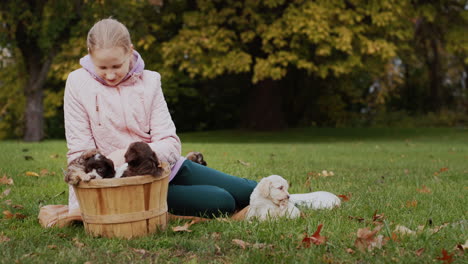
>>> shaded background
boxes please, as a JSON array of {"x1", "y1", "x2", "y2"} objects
[{"x1": 0, "y1": 0, "x2": 466, "y2": 141}]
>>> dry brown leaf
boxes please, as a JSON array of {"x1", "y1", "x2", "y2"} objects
[
  {"x1": 430, "y1": 223, "x2": 449, "y2": 234},
  {"x1": 12, "y1": 204, "x2": 24, "y2": 209},
  {"x1": 394, "y1": 225, "x2": 416, "y2": 236},
  {"x1": 416, "y1": 185, "x2": 432, "y2": 194},
  {"x1": 232, "y1": 239, "x2": 249, "y2": 249},
  {"x1": 436, "y1": 249, "x2": 454, "y2": 264},
  {"x1": 40, "y1": 169, "x2": 50, "y2": 176},
  {"x1": 354, "y1": 225, "x2": 386, "y2": 252},
  {"x1": 301, "y1": 223, "x2": 327, "y2": 247},
  {"x1": 131, "y1": 248, "x2": 148, "y2": 254},
  {"x1": 0, "y1": 233, "x2": 10, "y2": 243},
  {"x1": 25, "y1": 171, "x2": 40, "y2": 177},
  {"x1": 172, "y1": 220, "x2": 196, "y2": 232},
  {"x1": 346, "y1": 248, "x2": 355, "y2": 254},
  {"x1": 47, "y1": 245, "x2": 58, "y2": 249},
  {"x1": 338, "y1": 194, "x2": 351, "y2": 202},
  {"x1": 73, "y1": 238, "x2": 85, "y2": 248},
  {"x1": 237, "y1": 160, "x2": 251, "y2": 166},
  {"x1": 0, "y1": 188, "x2": 11, "y2": 199},
  {"x1": 415, "y1": 248, "x2": 425, "y2": 256},
  {"x1": 3, "y1": 210, "x2": 13, "y2": 219},
  {"x1": 214, "y1": 244, "x2": 222, "y2": 255},
  {"x1": 406, "y1": 200, "x2": 418, "y2": 208},
  {"x1": 0, "y1": 175, "x2": 13, "y2": 185}
]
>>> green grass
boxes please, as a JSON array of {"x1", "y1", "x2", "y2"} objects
[{"x1": 0, "y1": 128, "x2": 467, "y2": 263}]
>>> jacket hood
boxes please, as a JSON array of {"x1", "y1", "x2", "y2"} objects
[{"x1": 79, "y1": 50, "x2": 145, "y2": 86}]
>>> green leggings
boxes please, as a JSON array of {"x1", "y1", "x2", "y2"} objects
[{"x1": 167, "y1": 160, "x2": 257, "y2": 217}]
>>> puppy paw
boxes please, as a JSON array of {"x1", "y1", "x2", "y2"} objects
[
  {"x1": 64, "y1": 174, "x2": 80, "y2": 185},
  {"x1": 80, "y1": 173, "x2": 95, "y2": 182},
  {"x1": 81, "y1": 148, "x2": 100, "y2": 160},
  {"x1": 186, "y1": 151, "x2": 207, "y2": 166}
]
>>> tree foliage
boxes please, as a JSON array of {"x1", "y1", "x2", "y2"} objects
[{"x1": 0, "y1": 0, "x2": 466, "y2": 139}]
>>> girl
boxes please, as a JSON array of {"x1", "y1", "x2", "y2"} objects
[{"x1": 64, "y1": 18, "x2": 257, "y2": 217}]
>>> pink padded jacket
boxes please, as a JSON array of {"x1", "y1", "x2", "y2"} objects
[{"x1": 64, "y1": 51, "x2": 183, "y2": 211}]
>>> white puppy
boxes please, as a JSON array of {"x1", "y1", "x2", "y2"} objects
[
  {"x1": 290, "y1": 191, "x2": 341, "y2": 209},
  {"x1": 246, "y1": 175, "x2": 301, "y2": 220}
]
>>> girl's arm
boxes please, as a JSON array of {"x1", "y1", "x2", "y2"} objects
[
  {"x1": 63, "y1": 73, "x2": 96, "y2": 164},
  {"x1": 146, "y1": 73, "x2": 181, "y2": 166}
]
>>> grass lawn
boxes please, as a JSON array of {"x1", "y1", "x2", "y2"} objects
[{"x1": 0, "y1": 128, "x2": 466, "y2": 263}]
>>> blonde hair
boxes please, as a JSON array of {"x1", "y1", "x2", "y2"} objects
[{"x1": 87, "y1": 18, "x2": 132, "y2": 54}]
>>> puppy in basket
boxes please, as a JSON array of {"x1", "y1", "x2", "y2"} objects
[
  {"x1": 65, "y1": 149, "x2": 115, "y2": 185},
  {"x1": 115, "y1": 141, "x2": 164, "y2": 178},
  {"x1": 246, "y1": 175, "x2": 301, "y2": 220}
]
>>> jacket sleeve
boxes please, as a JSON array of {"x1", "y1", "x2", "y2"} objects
[
  {"x1": 63, "y1": 72, "x2": 96, "y2": 164},
  {"x1": 147, "y1": 72, "x2": 181, "y2": 166}
]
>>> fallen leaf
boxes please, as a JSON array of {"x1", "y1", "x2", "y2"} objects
[
  {"x1": 459, "y1": 240, "x2": 468, "y2": 250},
  {"x1": 372, "y1": 210, "x2": 385, "y2": 223},
  {"x1": 436, "y1": 249, "x2": 454, "y2": 264},
  {"x1": 47, "y1": 245, "x2": 58, "y2": 249},
  {"x1": 172, "y1": 220, "x2": 196, "y2": 232},
  {"x1": 354, "y1": 225, "x2": 386, "y2": 252},
  {"x1": 345, "y1": 248, "x2": 355, "y2": 254},
  {"x1": 3, "y1": 210, "x2": 13, "y2": 219},
  {"x1": 0, "y1": 233, "x2": 10, "y2": 243},
  {"x1": 214, "y1": 244, "x2": 222, "y2": 255},
  {"x1": 416, "y1": 185, "x2": 432, "y2": 194},
  {"x1": 50, "y1": 154, "x2": 60, "y2": 159},
  {"x1": 439, "y1": 167, "x2": 449, "y2": 173},
  {"x1": 394, "y1": 225, "x2": 416, "y2": 236},
  {"x1": 415, "y1": 248, "x2": 425, "y2": 256},
  {"x1": 348, "y1": 215, "x2": 365, "y2": 223},
  {"x1": 406, "y1": 200, "x2": 418, "y2": 208},
  {"x1": 404, "y1": 169, "x2": 410, "y2": 174},
  {"x1": 338, "y1": 194, "x2": 350, "y2": 202},
  {"x1": 301, "y1": 223, "x2": 327, "y2": 247},
  {"x1": 320, "y1": 170, "x2": 334, "y2": 177},
  {"x1": 430, "y1": 223, "x2": 449, "y2": 234},
  {"x1": 211, "y1": 232, "x2": 221, "y2": 240},
  {"x1": 73, "y1": 238, "x2": 85, "y2": 248},
  {"x1": 25, "y1": 171, "x2": 40, "y2": 177},
  {"x1": 0, "y1": 188, "x2": 11, "y2": 199},
  {"x1": 12, "y1": 204, "x2": 24, "y2": 209},
  {"x1": 0, "y1": 175, "x2": 13, "y2": 185},
  {"x1": 131, "y1": 248, "x2": 148, "y2": 255},
  {"x1": 232, "y1": 239, "x2": 249, "y2": 249},
  {"x1": 40, "y1": 169, "x2": 50, "y2": 176},
  {"x1": 237, "y1": 160, "x2": 250, "y2": 166}
]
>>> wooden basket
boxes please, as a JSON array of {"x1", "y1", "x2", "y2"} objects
[{"x1": 73, "y1": 163, "x2": 170, "y2": 239}]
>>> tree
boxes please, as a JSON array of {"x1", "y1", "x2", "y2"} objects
[
  {"x1": 0, "y1": 0, "x2": 85, "y2": 141},
  {"x1": 162, "y1": 0, "x2": 413, "y2": 130}
]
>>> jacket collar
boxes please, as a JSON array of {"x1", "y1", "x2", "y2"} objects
[{"x1": 79, "y1": 50, "x2": 145, "y2": 86}]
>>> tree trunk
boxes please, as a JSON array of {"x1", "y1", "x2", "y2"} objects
[
  {"x1": 22, "y1": 56, "x2": 52, "y2": 141},
  {"x1": 427, "y1": 38, "x2": 443, "y2": 111},
  {"x1": 241, "y1": 79, "x2": 287, "y2": 130}
]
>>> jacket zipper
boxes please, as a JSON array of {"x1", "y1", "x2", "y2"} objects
[
  {"x1": 117, "y1": 87, "x2": 130, "y2": 132},
  {"x1": 95, "y1": 94, "x2": 101, "y2": 126}
]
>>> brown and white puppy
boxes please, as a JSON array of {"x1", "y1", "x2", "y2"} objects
[
  {"x1": 186, "y1": 151, "x2": 207, "y2": 166},
  {"x1": 246, "y1": 175, "x2": 300, "y2": 221},
  {"x1": 65, "y1": 149, "x2": 101, "y2": 185},
  {"x1": 117, "y1": 142, "x2": 163, "y2": 178},
  {"x1": 84, "y1": 153, "x2": 116, "y2": 179}
]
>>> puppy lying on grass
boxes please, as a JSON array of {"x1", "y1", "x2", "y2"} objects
[{"x1": 246, "y1": 175, "x2": 301, "y2": 220}]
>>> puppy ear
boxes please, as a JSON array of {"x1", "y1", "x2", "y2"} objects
[{"x1": 257, "y1": 178, "x2": 271, "y2": 198}]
